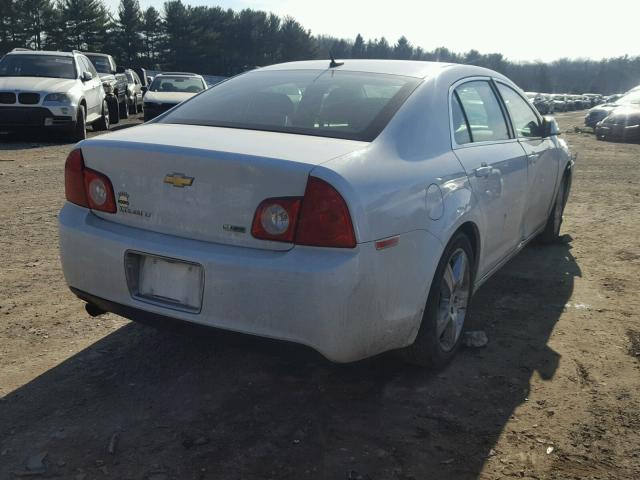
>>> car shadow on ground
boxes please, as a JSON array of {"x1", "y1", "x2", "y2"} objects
[
  {"x1": 0, "y1": 120, "x2": 142, "y2": 150},
  {"x1": 0, "y1": 237, "x2": 580, "y2": 479}
]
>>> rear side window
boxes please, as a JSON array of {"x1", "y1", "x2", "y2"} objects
[
  {"x1": 451, "y1": 93, "x2": 471, "y2": 144},
  {"x1": 159, "y1": 70, "x2": 422, "y2": 142},
  {"x1": 496, "y1": 83, "x2": 543, "y2": 138},
  {"x1": 454, "y1": 81, "x2": 510, "y2": 143}
]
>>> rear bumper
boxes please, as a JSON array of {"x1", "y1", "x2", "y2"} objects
[
  {"x1": 59, "y1": 203, "x2": 442, "y2": 362},
  {"x1": 0, "y1": 106, "x2": 74, "y2": 130}
]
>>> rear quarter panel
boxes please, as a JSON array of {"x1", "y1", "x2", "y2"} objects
[{"x1": 316, "y1": 73, "x2": 484, "y2": 251}]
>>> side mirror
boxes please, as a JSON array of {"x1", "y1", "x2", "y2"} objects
[
  {"x1": 542, "y1": 116, "x2": 560, "y2": 137},
  {"x1": 141, "y1": 86, "x2": 148, "y2": 94},
  {"x1": 81, "y1": 71, "x2": 93, "y2": 82}
]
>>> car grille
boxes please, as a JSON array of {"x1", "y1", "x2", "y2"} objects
[
  {"x1": 18, "y1": 93, "x2": 40, "y2": 105},
  {"x1": 0, "y1": 92, "x2": 16, "y2": 104}
]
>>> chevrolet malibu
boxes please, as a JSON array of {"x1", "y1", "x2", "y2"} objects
[{"x1": 59, "y1": 60, "x2": 573, "y2": 368}]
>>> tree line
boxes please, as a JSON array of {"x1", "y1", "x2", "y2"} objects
[{"x1": 2, "y1": 0, "x2": 639, "y2": 94}]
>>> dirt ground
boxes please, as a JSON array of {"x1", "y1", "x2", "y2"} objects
[{"x1": 0, "y1": 110, "x2": 639, "y2": 480}]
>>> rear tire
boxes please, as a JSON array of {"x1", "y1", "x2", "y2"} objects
[
  {"x1": 539, "y1": 176, "x2": 567, "y2": 244},
  {"x1": 401, "y1": 232, "x2": 475, "y2": 369}
]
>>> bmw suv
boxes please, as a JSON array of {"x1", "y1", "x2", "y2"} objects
[{"x1": 0, "y1": 49, "x2": 110, "y2": 141}]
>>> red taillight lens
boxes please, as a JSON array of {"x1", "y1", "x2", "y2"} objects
[
  {"x1": 296, "y1": 177, "x2": 356, "y2": 248},
  {"x1": 84, "y1": 168, "x2": 116, "y2": 213},
  {"x1": 251, "y1": 198, "x2": 301, "y2": 242},
  {"x1": 64, "y1": 149, "x2": 116, "y2": 213},
  {"x1": 64, "y1": 149, "x2": 88, "y2": 207}
]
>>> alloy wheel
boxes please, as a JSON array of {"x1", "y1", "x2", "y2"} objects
[{"x1": 437, "y1": 248, "x2": 471, "y2": 352}]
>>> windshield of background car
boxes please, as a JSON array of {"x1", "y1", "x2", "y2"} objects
[
  {"x1": 0, "y1": 54, "x2": 76, "y2": 79},
  {"x1": 149, "y1": 76, "x2": 205, "y2": 93},
  {"x1": 159, "y1": 70, "x2": 422, "y2": 141},
  {"x1": 617, "y1": 91, "x2": 640, "y2": 105},
  {"x1": 85, "y1": 55, "x2": 112, "y2": 74}
]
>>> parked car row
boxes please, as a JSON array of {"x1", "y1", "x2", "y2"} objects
[
  {"x1": 0, "y1": 48, "x2": 209, "y2": 141},
  {"x1": 525, "y1": 92, "x2": 605, "y2": 115}
]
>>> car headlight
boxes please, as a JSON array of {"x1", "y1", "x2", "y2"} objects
[{"x1": 43, "y1": 93, "x2": 72, "y2": 104}]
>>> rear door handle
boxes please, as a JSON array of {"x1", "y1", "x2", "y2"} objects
[
  {"x1": 475, "y1": 165, "x2": 492, "y2": 177},
  {"x1": 527, "y1": 153, "x2": 539, "y2": 164}
]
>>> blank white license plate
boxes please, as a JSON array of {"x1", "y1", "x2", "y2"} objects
[{"x1": 138, "y1": 256, "x2": 203, "y2": 310}]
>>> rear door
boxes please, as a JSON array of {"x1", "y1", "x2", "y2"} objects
[
  {"x1": 495, "y1": 82, "x2": 559, "y2": 239},
  {"x1": 451, "y1": 79, "x2": 529, "y2": 276}
]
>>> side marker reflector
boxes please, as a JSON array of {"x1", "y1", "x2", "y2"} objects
[{"x1": 375, "y1": 236, "x2": 399, "y2": 250}]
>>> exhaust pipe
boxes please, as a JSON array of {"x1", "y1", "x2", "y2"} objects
[{"x1": 85, "y1": 302, "x2": 106, "y2": 317}]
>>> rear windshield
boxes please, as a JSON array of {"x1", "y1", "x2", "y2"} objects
[
  {"x1": 149, "y1": 76, "x2": 205, "y2": 93},
  {"x1": 0, "y1": 54, "x2": 76, "y2": 79},
  {"x1": 159, "y1": 70, "x2": 422, "y2": 141}
]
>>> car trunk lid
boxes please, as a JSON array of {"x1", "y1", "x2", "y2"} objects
[{"x1": 80, "y1": 123, "x2": 367, "y2": 250}]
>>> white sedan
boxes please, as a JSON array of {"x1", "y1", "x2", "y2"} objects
[{"x1": 59, "y1": 60, "x2": 573, "y2": 367}]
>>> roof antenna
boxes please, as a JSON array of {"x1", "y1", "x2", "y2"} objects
[{"x1": 329, "y1": 53, "x2": 344, "y2": 68}]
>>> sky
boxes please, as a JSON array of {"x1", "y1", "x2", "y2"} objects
[{"x1": 103, "y1": 0, "x2": 640, "y2": 63}]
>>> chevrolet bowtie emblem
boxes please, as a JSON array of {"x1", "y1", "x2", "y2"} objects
[{"x1": 164, "y1": 173, "x2": 194, "y2": 188}]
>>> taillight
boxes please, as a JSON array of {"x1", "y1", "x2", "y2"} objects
[
  {"x1": 64, "y1": 149, "x2": 116, "y2": 213},
  {"x1": 83, "y1": 168, "x2": 116, "y2": 213},
  {"x1": 251, "y1": 198, "x2": 301, "y2": 242},
  {"x1": 296, "y1": 177, "x2": 356, "y2": 248},
  {"x1": 64, "y1": 149, "x2": 88, "y2": 207},
  {"x1": 251, "y1": 177, "x2": 356, "y2": 248}
]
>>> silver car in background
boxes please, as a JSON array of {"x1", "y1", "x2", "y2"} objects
[{"x1": 0, "y1": 49, "x2": 109, "y2": 141}]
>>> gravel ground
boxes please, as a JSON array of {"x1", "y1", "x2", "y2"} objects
[{"x1": 0, "y1": 111, "x2": 639, "y2": 479}]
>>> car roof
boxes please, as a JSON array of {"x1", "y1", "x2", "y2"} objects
[
  {"x1": 156, "y1": 72, "x2": 203, "y2": 78},
  {"x1": 7, "y1": 50, "x2": 74, "y2": 57},
  {"x1": 257, "y1": 59, "x2": 456, "y2": 79},
  {"x1": 159, "y1": 71, "x2": 199, "y2": 76}
]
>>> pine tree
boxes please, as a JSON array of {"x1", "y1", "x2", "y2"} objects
[
  {"x1": 141, "y1": 6, "x2": 161, "y2": 67},
  {"x1": 21, "y1": 0, "x2": 55, "y2": 50},
  {"x1": 278, "y1": 17, "x2": 315, "y2": 63},
  {"x1": 393, "y1": 36, "x2": 412, "y2": 60},
  {"x1": 0, "y1": 0, "x2": 26, "y2": 52},
  {"x1": 60, "y1": 0, "x2": 110, "y2": 51},
  {"x1": 351, "y1": 34, "x2": 365, "y2": 58},
  {"x1": 162, "y1": 0, "x2": 191, "y2": 70},
  {"x1": 115, "y1": 0, "x2": 142, "y2": 65}
]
